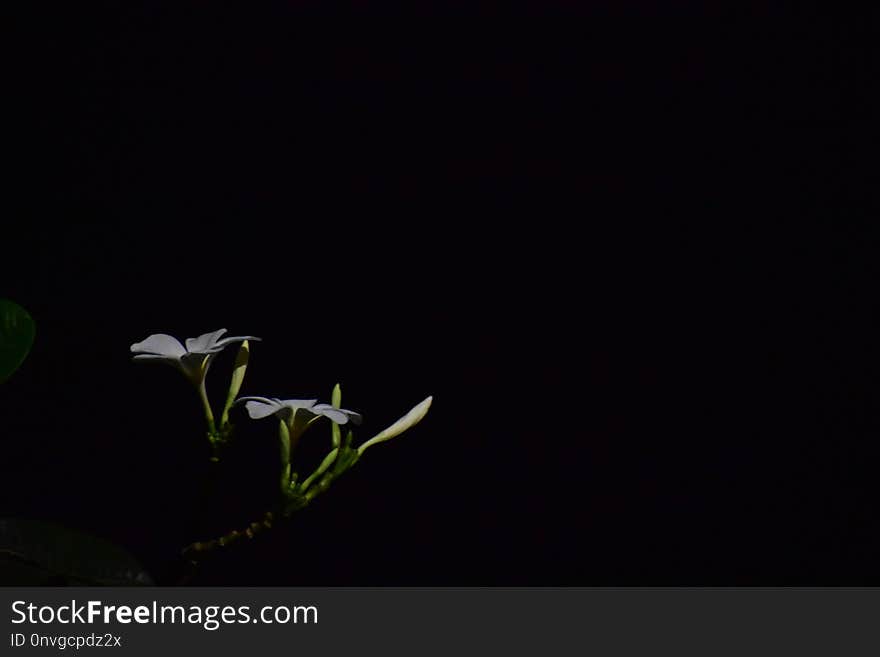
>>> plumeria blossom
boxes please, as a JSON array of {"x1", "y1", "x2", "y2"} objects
[
  {"x1": 130, "y1": 329, "x2": 260, "y2": 386},
  {"x1": 236, "y1": 396, "x2": 363, "y2": 432},
  {"x1": 235, "y1": 395, "x2": 365, "y2": 495}
]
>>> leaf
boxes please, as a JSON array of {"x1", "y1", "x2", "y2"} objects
[
  {"x1": 0, "y1": 299, "x2": 35, "y2": 383},
  {"x1": 357, "y1": 396, "x2": 433, "y2": 454},
  {"x1": 0, "y1": 517, "x2": 153, "y2": 585}
]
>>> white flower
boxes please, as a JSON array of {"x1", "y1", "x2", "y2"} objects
[
  {"x1": 130, "y1": 328, "x2": 260, "y2": 386},
  {"x1": 236, "y1": 396, "x2": 363, "y2": 428},
  {"x1": 239, "y1": 394, "x2": 431, "y2": 456}
]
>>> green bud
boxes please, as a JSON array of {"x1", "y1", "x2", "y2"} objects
[
  {"x1": 220, "y1": 339, "x2": 252, "y2": 428},
  {"x1": 357, "y1": 396, "x2": 433, "y2": 455},
  {"x1": 278, "y1": 419, "x2": 291, "y2": 468},
  {"x1": 331, "y1": 383, "x2": 342, "y2": 448}
]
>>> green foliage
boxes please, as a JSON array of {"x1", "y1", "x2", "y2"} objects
[
  {"x1": 0, "y1": 518, "x2": 152, "y2": 585},
  {"x1": 0, "y1": 299, "x2": 35, "y2": 383}
]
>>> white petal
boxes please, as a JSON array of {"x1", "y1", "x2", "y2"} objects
[
  {"x1": 313, "y1": 404, "x2": 362, "y2": 425},
  {"x1": 130, "y1": 334, "x2": 186, "y2": 358},
  {"x1": 185, "y1": 329, "x2": 228, "y2": 353},
  {"x1": 345, "y1": 410, "x2": 363, "y2": 425},
  {"x1": 315, "y1": 407, "x2": 350, "y2": 424},
  {"x1": 289, "y1": 406, "x2": 318, "y2": 428},
  {"x1": 235, "y1": 396, "x2": 277, "y2": 405},
  {"x1": 279, "y1": 399, "x2": 319, "y2": 411},
  {"x1": 243, "y1": 399, "x2": 284, "y2": 419}
]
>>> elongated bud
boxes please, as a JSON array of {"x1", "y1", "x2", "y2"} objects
[
  {"x1": 220, "y1": 339, "x2": 251, "y2": 427},
  {"x1": 331, "y1": 383, "x2": 342, "y2": 448},
  {"x1": 278, "y1": 419, "x2": 291, "y2": 468},
  {"x1": 357, "y1": 396, "x2": 433, "y2": 455}
]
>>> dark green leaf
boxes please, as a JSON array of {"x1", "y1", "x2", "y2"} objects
[
  {"x1": 0, "y1": 299, "x2": 35, "y2": 383},
  {"x1": 0, "y1": 518, "x2": 153, "y2": 585}
]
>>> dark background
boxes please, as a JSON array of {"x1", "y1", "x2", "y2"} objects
[{"x1": 2, "y1": 4, "x2": 875, "y2": 583}]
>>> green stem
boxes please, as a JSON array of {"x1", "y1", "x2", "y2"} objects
[
  {"x1": 197, "y1": 380, "x2": 216, "y2": 435},
  {"x1": 182, "y1": 512, "x2": 276, "y2": 561}
]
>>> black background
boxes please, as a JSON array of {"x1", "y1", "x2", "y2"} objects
[{"x1": 2, "y1": 4, "x2": 875, "y2": 584}]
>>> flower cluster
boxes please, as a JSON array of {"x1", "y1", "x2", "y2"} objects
[{"x1": 130, "y1": 328, "x2": 432, "y2": 511}]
